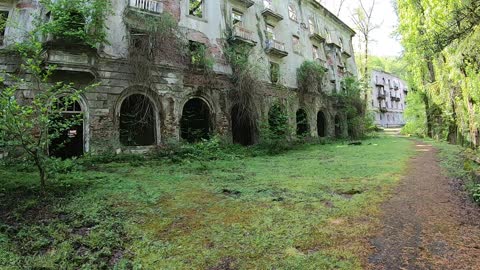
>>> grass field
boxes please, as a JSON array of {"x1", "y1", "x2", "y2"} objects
[{"x1": 0, "y1": 136, "x2": 415, "y2": 269}]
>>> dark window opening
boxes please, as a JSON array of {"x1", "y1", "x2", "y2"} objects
[
  {"x1": 181, "y1": 98, "x2": 211, "y2": 142},
  {"x1": 130, "y1": 30, "x2": 153, "y2": 59},
  {"x1": 268, "y1": 104, "x2": 288, "y2": 137},
  {"x1": 296, "y1": 109, "x2": 309, "y2": 137},
  {"x1": 189, "y1": 0, "x2": 204, "y2": 18},
  {"x1": 231, "y1": 105, "x2": 257, "y2": 146},
  {"x1": 49, "y1": 99, "x2": 84, "y2": 159},
  {"x1": 334, "y1": 115, "x2": 342, "y2": 138},
  {"x1": 317, "y1": 111, "x2": 327, "y2": 137},
  {"x1": 120, "y1": 94, "x2": 156, "y2": 146},
  {"x1": 270, "y1": 62, "x2": 279, "y2": 83},
  {"x1": 0, "y1": 11, "x2": 9, "y2": 45}
]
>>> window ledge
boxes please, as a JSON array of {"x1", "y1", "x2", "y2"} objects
[{"x1": 186, "y1": 14, "x2": 208, "y2": 23}]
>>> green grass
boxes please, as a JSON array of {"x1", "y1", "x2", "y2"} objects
[{"x1": 0, "y1": 136, "x2": 415, "y2": 269}]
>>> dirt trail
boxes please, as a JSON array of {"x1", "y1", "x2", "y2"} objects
[{"x1": 368, "y1": 142, "x2": 480, "y2": 270}]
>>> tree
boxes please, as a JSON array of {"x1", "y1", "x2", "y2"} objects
[{"x1": 0, "y1": 38, "x2": 91, "y2": 190}]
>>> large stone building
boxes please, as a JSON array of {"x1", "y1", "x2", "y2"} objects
[
  {"x1": 0, "y1": 0, "x2": 357, "y2": 156},
  {"x1": 371, "y1": 70, "x2": 408, "y2": 128}
]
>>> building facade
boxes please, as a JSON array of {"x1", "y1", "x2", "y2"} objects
[
  {"x1": 371, "y1": 70, "x2": 408, "y2": 128},
  {"x1": 0, "y1": 0, "x2": 357, "y2": 156}
]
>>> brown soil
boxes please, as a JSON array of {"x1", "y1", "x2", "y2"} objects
[{"x1": 368, "y1": 142, "x2": 480, "y2": 270}]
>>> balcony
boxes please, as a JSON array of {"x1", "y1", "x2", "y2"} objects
[
  {"x1": 309, "y1": 31, "x2": 325, "y2": 43},
  {"x1": 375, "y1": 80, "x2": 384, "y2": 86},
  {"x1": 395, "y1": 97, "x2": 401, "y2": 102},
  {"x1": 261, "y1": 8, "x2": 283, "y2": 25},
  {"x1": 128, "y1": 0, "x2": 162, "y2": 14},
  {"x1": 265, "y1": 39, "x2": 288, "y2": 58},
  {"x1": 379, "y1": 106, "x2": 388, "y2": 113},
  {"x1": 230, "y1": 25, "x2": 257, "y2": 46},
  {"x1": 231, "y1": 0, "x2": 255, "y2": 8},
  {"x1": 390, "y1": 95, "x2": 396, "y2": 101},
  {"x1": 378, "y1": 92, "x2": 386, "y2": 99},
  {"x1": 341, "y1": 50, "x2": 352, "y2": 58},
  {"x1": 394, "y1": 84, "x2": 399, "y2": 90}
]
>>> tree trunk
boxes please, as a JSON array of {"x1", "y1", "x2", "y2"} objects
[{"x1": 33, "y1": 153, "x2": 47, "y2": 193}]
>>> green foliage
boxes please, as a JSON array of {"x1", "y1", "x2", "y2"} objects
[
  {"x1": 0, "y1": 27, "x2": 98, "y2": 188},
  {"x1": 359, "y1": 55, "x2": 409, "y2": 80},
  {"x1": 39, "y1": 0, "x2": 110, "y2": 48},
  {"x1": 189, "y1": 41, "x2": 213, "y2": 70},
  {"x1": 473, "y1": 184, "x2": 480, "y2": 203},
  {"x1": 0, "y1": 136, "x2": 415, "y2": 268},
  {"x1": 332, "y1": 77, "x2": 372, "y2": 139},
  {"x1": 397, "y1": 0, "x2": 480, "y2": 147},
  {"x1": 297, "y1": 60, "x2": 327, "y2": 93}
]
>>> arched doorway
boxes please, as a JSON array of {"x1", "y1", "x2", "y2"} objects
[
  {"x1": 49, "y1": 98, "x2": 85, "y2": 159},
  {"x1": 334, "y1": 115, "x2": 342, "y2": 138},
  {"x1": 296, "y1": 109, "x2": 309, "y2": 137},
  {"x1": 268, "y1": 104, "x2": 288, "y2": 136},
  {"x1": 119, "y1": 94, "x2": 156, "y2": 146},
  {"x1": 317, "y1": 111, "x2": 327, "y2": 137},
  {"x1": 231, "y1": 105, "x2": 256, "y2": 146},
  {"x1": 181, "y1": 98, "x2": 211, "y2": 142}
]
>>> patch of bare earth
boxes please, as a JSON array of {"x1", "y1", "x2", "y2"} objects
[{"x1": 368, "y1": 142, "x2": 480, "y2": 270}]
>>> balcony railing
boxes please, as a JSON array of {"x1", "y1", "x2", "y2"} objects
[
  {"x1": 265, "y1": 39, "x2": 288, "y2": 58},
  {"x1": 129, "y1": 0, "x2": 162, "y2": 13},
  {"x1": 232, "y1": 24, "x2": 256, "y2": 45}
]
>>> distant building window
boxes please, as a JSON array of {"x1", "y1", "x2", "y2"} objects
[
  {"x1": 270, "y1": 62, "x2": 279, "y2": 83},
  {"x1": 0, "y1": 11, "x2": 8, "y2": 45},
  {"x1": 189, "y1": 0, "x2": 204, "y2": 18},
  {"x1": 292, "y1": 35, "x2": 300, "y2": 53},
  {"x1": 288, "y1": 4, "x2": 297, "y2": 21}
]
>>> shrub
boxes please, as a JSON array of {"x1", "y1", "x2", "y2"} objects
[
  {"x1": 297, "y1": 61, "x2": 327, "y2": 93},
  {"x1": 473, "y1": 184, "x2": 480, "y2": 203}
]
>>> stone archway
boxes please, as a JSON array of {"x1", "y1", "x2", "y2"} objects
[
  {"x1": 180, "y1": 98, "x2": 212, "y2": 142},
  {"x1": 231, "y1": 104, "x2": 257, "y2": 146},
  {"x1": 296, "y1": 109, "x2": 310, "y2": 137},
  {"x1": 317, "y1": 111, "x2": 327, "y2": 137},
  {"x1": 119, "y1": 94, "x2": 157, "y2": 146}
]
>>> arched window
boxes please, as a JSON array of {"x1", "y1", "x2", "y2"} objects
[
  {"x1": 317, "y1": 111, "x2": 327, "y2": 137},
  {"x1": 288, "y1": 4, "x2": 297, "y2": 21},
  {"x1": 296, "y1": 109, "x2": 309, "y2": 137},
  {"x1": 232, "y1": 105, "x2": 257, "y2": 146},
  {"x1": 181, "y1": 98, "x2": 212, "y2": 142},
  {"x1": 268, "y1": 104, "x2": 288, "y2": 137},
  {"x1": 119, "y1": 94, "x2": 156, "y2": 146}
]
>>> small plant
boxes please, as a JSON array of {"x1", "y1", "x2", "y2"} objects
[
  {"x1": 297, "y1": 61, "x2": 327, "y2": 93},
  {"x1": 473, "y1": 183, "x2": 480, "y2": 203}
]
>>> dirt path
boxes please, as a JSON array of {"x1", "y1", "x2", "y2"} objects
[{"x1": 368, "y1": 142, "x2": 480, "y2": 270}]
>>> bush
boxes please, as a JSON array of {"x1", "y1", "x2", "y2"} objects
[
  {"x1": 473, "y1": 183, "x2": 480, "y2": 203},
  {"x1": 297, "y1": 61, "x2": 327, "y2": 93}
]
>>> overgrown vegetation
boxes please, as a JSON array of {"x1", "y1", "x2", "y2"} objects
[
  {"x1": 39, "y1": 0, "x2": 110, "y2": 48},
  {"x1": 331, "y1": 77, "x2": 372, "y2": 140},
  {"x1": 224, "y1": 37, "x2": 262, "y2": 145},
  {"x1": 0, "y1": 35, "x2": 96, "y2": 190},
  {"x1": 397, "y1": 0, "x2": 480, "y2": 147},
  {"x1": 0, "y1": 136, "x2": 415, "y2": 268},
  {"x1": 124, "y1": 11, "x2": 187, "y2": 86},
  {"x1": 297, "y1": 60, "x2": 327, "y2": 93}
]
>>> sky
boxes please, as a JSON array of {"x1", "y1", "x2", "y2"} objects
[{"x1": 322, "y1": 0, "x2": 403, "y2": 57}]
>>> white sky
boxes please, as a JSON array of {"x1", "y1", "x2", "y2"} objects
[{"x1": 322, "y1": 0, "x2": 403, "y2": 57}]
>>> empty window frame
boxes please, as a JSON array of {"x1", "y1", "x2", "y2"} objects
[
  {"x1": 312, "y1": 45, "x2": 319, "y2": 60},
  {"x1": 292, "y1": 35, "x2": 300, "y2": 53},
  {"x1": 189, "y1": 0, "x2": 204, "y2": 18},
  {"x1": 266, "y1": 24, "x2": 275, "y2": 40},
  {"x1": 0, "y1": 11, "x2": 8, "y2": 45},
  {"x1": 288, "y1": 4, "x2": 297, "y2": 21},
  {"x1": 232, "y1": 9, "x2": 243, "y2": 25},
  {"x1": 270, "y1": 62, "x2": 279, "y2": 83},
  {"x1": 308, "y1": 18, "x2": 316, "y2": 35}
]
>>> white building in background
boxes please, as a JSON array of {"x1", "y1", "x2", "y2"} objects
[{"x1": 371, "y1": 70, "x2": 408, "y2": 128}]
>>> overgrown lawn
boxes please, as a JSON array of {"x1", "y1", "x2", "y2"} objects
[{"x1": 0, "y1": 136, "x2": 414, "y2": 269}]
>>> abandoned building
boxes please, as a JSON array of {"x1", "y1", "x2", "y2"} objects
[
  {"x1": 0, "y1": 0, "x2": 357, "y2": 156},
  {"x1": 371, "y1": 70, "x2": 408, "y2": 128}
]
